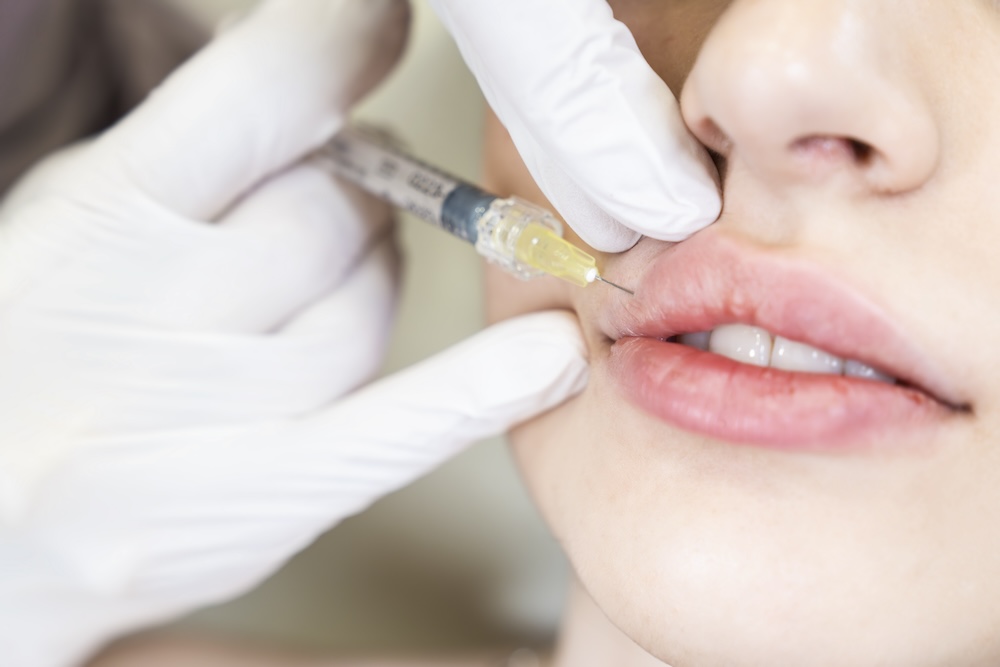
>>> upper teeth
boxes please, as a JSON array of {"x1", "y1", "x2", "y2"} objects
[{"x1": 678, "y1": 324, "x2": 895, "y2": 384}]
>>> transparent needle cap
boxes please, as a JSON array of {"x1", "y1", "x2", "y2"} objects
[{"x1": 474, "y1": 197, "x2": 599, "y2": 287}]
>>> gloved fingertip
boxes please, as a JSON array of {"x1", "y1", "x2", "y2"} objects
[
  {"x1": 576, "y1": 223, "x2": 643, "y2": 254},
  {"x1": 466, "y1": 311, "x2": 591, "y2": 408},
  {"x1": 626, "y1": 184, "x2": 723, "y2": 244},
  {"x1": 497, "y1": 310, "x2": 589, "y2": 364},
  {"x1": 282, "y1": 311, "x2": 590, "y2": 500}
]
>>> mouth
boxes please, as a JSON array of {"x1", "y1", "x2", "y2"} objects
[{"x1": 602, "y1": 232, "x2": 969, "y2": 451}]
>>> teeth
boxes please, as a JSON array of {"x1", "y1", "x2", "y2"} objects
[
  {"x1": 771, "y1": 336, "x2": 844, "y2": 375},
  {"x1": 844, "y1": 360, "x2": 896, "y2": 385},
  {"x1": 709, "y1": 324, "x2": 772, "y2": 367},
  {"x1": 675, "y1": 327, "x2": 897, "y2": 384}
]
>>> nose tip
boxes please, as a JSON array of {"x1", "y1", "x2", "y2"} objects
[{"x1": 680, "y1": 2, "x2": 940, "y2": 195}]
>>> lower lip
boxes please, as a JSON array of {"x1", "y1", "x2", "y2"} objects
[{"x1": 609, "y1": 337, "x2": 949, "y2": 451}]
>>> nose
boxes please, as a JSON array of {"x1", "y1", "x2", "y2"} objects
[{"x1": 680, "y1": 1, "x2": 940, "y2": 195}]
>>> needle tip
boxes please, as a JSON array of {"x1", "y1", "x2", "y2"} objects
[{"x1": 595, "y1": 274, "x2": 635, "y2": 296}]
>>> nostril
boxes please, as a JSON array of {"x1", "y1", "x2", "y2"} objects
[
  {"x1": 848, "y1": 139, "x2": 875, "y2": 166},
  {"x1": 790, "y1": 135, "x2": 877, "y2": 169}
]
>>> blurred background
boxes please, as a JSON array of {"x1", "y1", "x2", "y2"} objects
[{"x1": 164, "y1": 0, "x2": 570, "y2": 655}]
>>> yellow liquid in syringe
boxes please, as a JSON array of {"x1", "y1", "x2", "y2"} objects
[{"x1": 513, "y1": 223, "x2": 633, "y2": 294}]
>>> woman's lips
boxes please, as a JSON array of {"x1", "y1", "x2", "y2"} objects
[{"x1": 602, "y1": 232, "x2": 964, "y2": 450}]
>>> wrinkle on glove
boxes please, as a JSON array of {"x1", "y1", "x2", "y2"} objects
[{"x1": 429, "y1": 0, "x2": 722, "y2": 252}]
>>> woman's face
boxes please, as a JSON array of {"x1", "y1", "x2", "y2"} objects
[{"x1": 484, "y1": 1, "x2": 1000, "y2": 665}]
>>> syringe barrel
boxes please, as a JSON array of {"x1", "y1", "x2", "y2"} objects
[
  {"x1": 314, "y1": 127, "x2": 601, "y2": 288},
  {"x1": 315, "y1": 126, "x2": 493, "y2": 245}
]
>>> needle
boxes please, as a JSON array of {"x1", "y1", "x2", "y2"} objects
[{"x1": 595, "y1": 274, "x2": 635, "y2": 296}]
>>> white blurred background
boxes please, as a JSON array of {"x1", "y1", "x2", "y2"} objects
[{"x1": 166, "y1": 0, "x2": 570, "y2": 653}]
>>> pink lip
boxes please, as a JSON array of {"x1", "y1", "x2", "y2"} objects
[{"x1": 603, "y1": 232, "x2": 964, "y2": 451}]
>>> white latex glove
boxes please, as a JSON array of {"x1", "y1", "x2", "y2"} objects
[
  {"x1": 428, "y1": 0, "x2": 722, "y2": 252},
  {"x1": 0, "y1": 2, "x2": 589, "y2": 666}
]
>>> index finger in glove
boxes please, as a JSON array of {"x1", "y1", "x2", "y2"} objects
[
  {"x1": 289, "y1": 310, "x2": 590, "y2": 515},
  {"x1": 96, "y1": 0, "x2": 409, "y2": 222},
  {"x1": 429, "y1": 0, "x2": 721, "y2": 252},
  {"x1": 199, "y1": 311, "x2": 589, "y2": 545}
]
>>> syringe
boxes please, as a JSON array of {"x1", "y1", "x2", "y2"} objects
[{"x1": 312, "y1": 126, "x2": 633, "y2": 295}]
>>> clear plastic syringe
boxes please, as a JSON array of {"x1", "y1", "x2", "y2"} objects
[{"x1": 312, "y1": 126, "x2": 633, "y2": 294}]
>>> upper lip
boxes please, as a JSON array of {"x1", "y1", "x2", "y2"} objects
[{"x1": 600, "y1": 231, "x2": 967, "y2": 409}]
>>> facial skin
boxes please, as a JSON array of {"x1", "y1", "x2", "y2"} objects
[{"x1": 484, "y1": 2, "x2": 1000, "y2": 665}]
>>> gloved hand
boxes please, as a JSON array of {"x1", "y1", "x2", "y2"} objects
[
  {"x1": 428, "y1": 0, "x2": 722, "y2": 253},
  {"x1": 0, "y1": 2, "x2": 589, "y2": 666}
]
